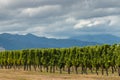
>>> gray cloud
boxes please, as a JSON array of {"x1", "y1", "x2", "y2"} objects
[{"x1": 0, "y1": 0, "x2": 120, "y2": 38}]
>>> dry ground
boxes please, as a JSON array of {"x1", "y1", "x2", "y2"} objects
[{"x1": 0, "y1": 69, "x2": 120, "y2": 80}]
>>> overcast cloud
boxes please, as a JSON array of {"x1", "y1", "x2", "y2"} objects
[{"x1": 0, "y1": 0, "x2": 120, "y2": 38}]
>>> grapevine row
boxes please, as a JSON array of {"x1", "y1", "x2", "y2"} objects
[{"x1": 0, "y1": 44, "x2": 120, "y2": 76}]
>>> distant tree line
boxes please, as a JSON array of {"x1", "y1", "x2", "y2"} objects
[{"x1": 0, "y1": 44, "x2": 120, "y2": 76}]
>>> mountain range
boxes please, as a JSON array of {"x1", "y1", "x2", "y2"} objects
[
  {"x1": 70, "y1": 34, "x2": 120, "y2": 44},
  {"x1": 0, "y1": 33, "x2": 98, "y2": 50},
  {"x1": 0, "y1": 33, "x2": 120, "y2": 50}
]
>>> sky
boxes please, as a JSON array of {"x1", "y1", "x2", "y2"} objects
[{"x1": 0, "y1": 0, "x2": 120, "y2": 38}]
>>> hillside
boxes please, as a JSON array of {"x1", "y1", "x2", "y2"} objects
[
  {"x1": 70, "y1": 34, "x2": 120, "y2": 44},
  {"x1": 0, "y1": 33, "x2": 98, "y2": 50}
]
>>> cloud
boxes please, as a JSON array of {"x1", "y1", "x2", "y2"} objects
[
  {"x1": 65, "y1": 17, "x2": 77, "y2": 24},
  {"x1": 0, "y1": 0, "x2": 120, "y2": 38},
  {"x1": 20, "y1": 5, "x2": 61, "y2": 17},
  {"x1": 74, "y1": 17, "x2": 110, "y2": 29}
]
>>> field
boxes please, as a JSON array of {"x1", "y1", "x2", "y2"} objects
[
  {"x1": 0, "y1": 69, "x2": 120, "y2": 80},
  {"x1": 0, "y1": 46, "x2": 120, "y2": 80}
]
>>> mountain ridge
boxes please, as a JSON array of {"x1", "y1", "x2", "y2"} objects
[
  {"x1": 70, "y1": 34, "x2": 120, "y2": 44},
  {"x1": 0, "y1": 33, "x2": 99, "y2": 50}
]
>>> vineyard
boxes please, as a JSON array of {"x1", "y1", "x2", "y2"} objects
[{"x1": 0, "y1": 44, "x2": 120, "y2": 76}]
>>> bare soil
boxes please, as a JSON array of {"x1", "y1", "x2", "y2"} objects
[{"x1": 0, "y1": 69, "x2": 120, "y2": 80}]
